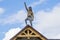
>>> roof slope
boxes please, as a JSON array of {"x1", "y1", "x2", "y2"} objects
[{"x1": 10, "y1": 25, "x2": 47, "y2": 40}]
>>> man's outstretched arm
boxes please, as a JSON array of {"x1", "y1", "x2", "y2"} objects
[{"x1": 24, "y1": 2, "x2": 28, "y2": 11}]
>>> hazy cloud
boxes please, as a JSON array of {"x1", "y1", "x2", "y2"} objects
[
  {"x1": 3, "y1": 27, "x2": 21, "y2": 40},
  {"x1": 33, "y1": 4, "x2": 60, "y2": 39},
  {"x1": 30, "y1": 0, "x2": 47, "y2": 7},
  {"x1": 0, "y1": 8, "x2": 5, "y2": 14},
  {"x1": 0, "y1": 10, "x2": 26, "y2": 24}
]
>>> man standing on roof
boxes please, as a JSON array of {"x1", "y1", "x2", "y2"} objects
[{"x1": 24, "y1": 2, "x2": 34, "y2": 26}]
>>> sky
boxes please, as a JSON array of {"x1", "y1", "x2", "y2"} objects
[{"x1": 0, "y1": 0, "x2": 60, "y2": 40}]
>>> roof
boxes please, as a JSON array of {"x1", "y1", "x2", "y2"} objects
[{"x1": 10, "y1": 25, "x2": 47, "y2": 40}]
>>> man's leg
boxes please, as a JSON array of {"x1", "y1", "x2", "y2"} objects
[
  {"x1": 25, "y1": 18, "x2": 28, "y2": 25},
  {"x1": 30, "y1": 21, "x2": 32, "y2": 26}
]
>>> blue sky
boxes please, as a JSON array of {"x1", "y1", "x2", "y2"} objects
[{"x1": 0, "y1": 0, "x2": 60, "y2": 40}]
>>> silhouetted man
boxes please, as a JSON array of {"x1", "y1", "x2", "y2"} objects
[{"x1": 24, "y1": 2, "x2": 34, "y2": 26}]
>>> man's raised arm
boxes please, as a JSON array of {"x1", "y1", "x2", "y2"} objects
[{"x1": 24, "y1": 2, "x2": 28, "y2": 11}]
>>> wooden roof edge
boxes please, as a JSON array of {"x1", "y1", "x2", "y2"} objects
[
  {"x1": 27, "y1": 25, "x2": 48, "y2": 39},
  {"x1": 10, "y1": 25, "x2": 30, "y2": 40},
  {"x1": 10, "y1": 25, "x2": 47, "y2": 40}
]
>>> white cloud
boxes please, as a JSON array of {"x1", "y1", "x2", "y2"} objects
[
  {"x1": 0, "y1": 10, "x2": 26, "y2": 24},
  {"x1": 30, "y1": 0, "x2": 47, "y2": 7},
  {"x1": 40, "y1": 0, "x2": 46, "y2": 3},
  {"x1": 0, "y1": 8, "x2": 5, "y2": 14},
  {"x1": 33, "y1": 4, "x2": 60, "y2": 39},
  {"x1": 30, "y1": 1, "x2": 40, "y2": 7},
  {"x1": 3, "y1": 28, "x2": 21, "y2": 40}
]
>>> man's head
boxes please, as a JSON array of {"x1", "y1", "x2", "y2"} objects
[{"x1": 29, "y1": 7, "x2": 32, "y2": 11}]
